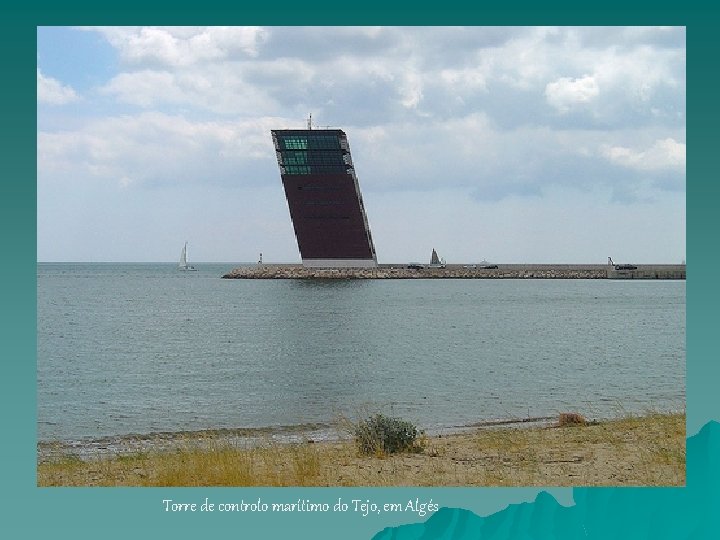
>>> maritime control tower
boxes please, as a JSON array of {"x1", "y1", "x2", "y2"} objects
[{"x1": 271, "y1": 126, "x2": 377, "y2": 268}]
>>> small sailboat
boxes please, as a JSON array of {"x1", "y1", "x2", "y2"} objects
[
  {"x1": 430, "y1": 249, "x2": 441, "y2": 266},
  {"x1": 429, "y1": 248, "x2": 446, "y2": 268},
  {"x1": 178, "y1": 242, "x2": 197, "y2": 271}
]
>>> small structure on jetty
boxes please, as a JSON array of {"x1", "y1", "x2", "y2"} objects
[{"x1": 606, "y1": 257, "x2": 685, "y2": 279}]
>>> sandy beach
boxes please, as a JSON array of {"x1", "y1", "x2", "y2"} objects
[{"x1": 38, "y1": 412, "x2": 685, "y2": 487}]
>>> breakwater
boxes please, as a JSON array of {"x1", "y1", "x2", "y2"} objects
[{"x1": 222, "y1": 264, "x2": 686, "y2": 280}]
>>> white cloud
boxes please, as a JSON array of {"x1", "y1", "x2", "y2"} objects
[
  {"x1": 90, "y1": 26, "x2": 268, "y2": 67},
  {"x1": 545, "y1": 75, "x2": 599, "y2": 112},
  {"x1": 72, "y1": 26, "x2": 684, "y2": 130},
  {"x1": 600, "y1": 138, "x2": 685, "y2": 171},
  {"x1": 37, "y1": 69, "x2": 80, "y2": 105},
  {"x1": 398, "y1": 70, "x2": 423, "y2": 109},
  {"x1": 591, "y1": 45, "x2": 683, "y2": 101},
  {"x1": 99, "y1": 66, "x2": 280, "y2": 114},
  {"x1": 440, "y1": 66, "x2": 489, "y2": 97},
  {"x1": 38, "y1": 113, "x2": 284, "y2": 188}
]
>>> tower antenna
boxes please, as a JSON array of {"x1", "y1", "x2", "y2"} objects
[{"x1": 307, "y1": 113, "x2": 312, "y2": 130}]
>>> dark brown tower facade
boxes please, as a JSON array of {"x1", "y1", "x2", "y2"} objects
[{"x1": 271, "y1": 128, "x2": 377, "y2": 267}]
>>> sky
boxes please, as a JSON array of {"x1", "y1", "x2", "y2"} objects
[{"x1": 37, "y1": 26, "x2": 686, "y2": 264}]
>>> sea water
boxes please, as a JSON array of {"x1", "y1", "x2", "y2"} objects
[{"x1": 37, "y1": 263, "x2": 685, "y2": 442}]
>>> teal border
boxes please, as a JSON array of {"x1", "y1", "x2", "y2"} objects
[{"x1": 5, "y1": 3, "x2": 714, "y2": 539}]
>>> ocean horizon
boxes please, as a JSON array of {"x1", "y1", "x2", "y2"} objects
[{"x1": 37, "y1": 262, "x2": 686, "y2": 444}]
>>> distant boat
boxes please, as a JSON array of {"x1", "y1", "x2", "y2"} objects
[
  {"x1": 429, "y1": 248, "x2": 446, "y2": 268},
  {"x1": 178, "y1": 242, "x2": 197, "y2": 271},
  {"x1": 430, "y1": 249, "x2": 440, "y2": 265}
]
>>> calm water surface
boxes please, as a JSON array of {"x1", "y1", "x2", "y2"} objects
[{"x1": 37, "y1": 263, "x2": 685, "y2": 442}]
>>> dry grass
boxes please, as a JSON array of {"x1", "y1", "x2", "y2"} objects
[{"x1": 37, "y1": 412, "x2": 685, "y2": 487}]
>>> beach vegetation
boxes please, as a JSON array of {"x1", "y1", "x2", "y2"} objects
[
  {"x1": 352, "y1": 414, "x2": 422, "y2": 456},
  {"x1": 558, "y1": 412, "x2": 587, "y2": 427},
  {"x1": 37, "y1": 412, "x2": 685, "y2": 487}
]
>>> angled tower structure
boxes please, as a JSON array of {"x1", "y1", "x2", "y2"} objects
[{"x1": 271, "y1": 126, "x2": 377, "y2": 267}]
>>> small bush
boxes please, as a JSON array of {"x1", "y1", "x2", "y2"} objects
[
  {"x1": 353, "y1": 414, "x2": 420, "y2": 455},
  {"x1": 558, "y1": 412, "x2": 586, "y2": 427}
]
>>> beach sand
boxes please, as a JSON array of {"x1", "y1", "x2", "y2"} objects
[{"x1": 37, "y1": 412, "x2": 684, "y2": 487}]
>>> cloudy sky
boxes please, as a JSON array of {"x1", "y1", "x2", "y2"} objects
[{"x1": 37, "y1": 26, "x2": 685, "y2": 264}]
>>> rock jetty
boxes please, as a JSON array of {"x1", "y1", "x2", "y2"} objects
[
  {"x1": 221, "y1": 264, "x2": 685, "y2": 280},
  {"x1": 223, "y1": 265, "x2": 599, "y2": 280}
]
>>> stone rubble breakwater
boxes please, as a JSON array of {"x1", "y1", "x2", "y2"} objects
[
  {"x1": 221, "y1": 264, "x2": 685, "y2": 280},
  {"x1": 222, "y1": 265, "x2": 605, "y2": 280}
]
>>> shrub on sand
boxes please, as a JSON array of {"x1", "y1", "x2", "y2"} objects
[
  {"x1": 353, "y1": 414, "x2": 421, "y2": 455},
  {"x1": 558, "y1": 412, "x2": 587, "y2": 427}
]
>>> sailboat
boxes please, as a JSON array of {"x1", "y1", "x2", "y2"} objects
[
  {"x1": 178, "y1": 242, "x2": 197, "y2": 271},
  {"x1": 429, "y1": 248, "x2": 446, "y2": 268}
]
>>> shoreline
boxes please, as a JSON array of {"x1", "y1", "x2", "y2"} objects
[
  {"x1": 38, "y1": 416, "x2": 559, "y2": 463},
  {"x1": 37, "y1": 412, "x2": 685, "y2": 487}
]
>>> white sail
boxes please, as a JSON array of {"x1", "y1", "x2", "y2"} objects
[
  {"x1": 178, "y1": 242, "x2": 196, "y2": 271},
  {"x1": 430, "y1": 248, "x2": 440, "y2": 265},
  {"x1": 429, "y1": 248, "x2": 446, "y2": 268}
]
